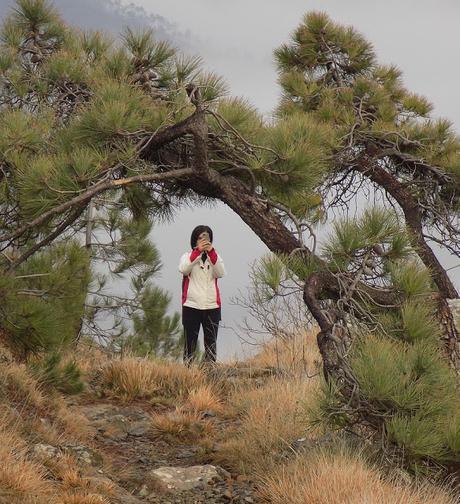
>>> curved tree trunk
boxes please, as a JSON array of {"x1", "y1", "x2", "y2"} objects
[{"x1": 145, "y1": 109, "x2": 460, "y2": 372}]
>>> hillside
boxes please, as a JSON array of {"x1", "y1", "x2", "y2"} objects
[{"x1": 0, "y1": 332, "x2": 458, "y2": 504}]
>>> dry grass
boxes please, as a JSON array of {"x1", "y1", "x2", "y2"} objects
[
  {"x1": 44, "y1": 453, "x2": 116, "y2": 500},
  {"x1": 0, "y1": 336, "x2": 455, "y2": 504},
  {"x1": 1, "y1": 362, "x2": 46, "y2": 410},
  {"x1": 0, "y1": 358, "x2": 90, "y2": 445},
  {"x1": 0, "y1": 427, "x2": 51, "y2": 501},
  {"x1": 97, "y1": 356, "x2": 205, "y2": 401},
  {"x1": 51, "y1": 400, "x2": 93, "y2": 442},
  {"x1": 245, "y1": 330, "x2": 321, "y2": 376},
  {"x1": 260, "y1": 447, "x2": 458, "y2": 504},
  {"x1": 150, "y1": 407, "x2": 214, "y2": 443},
  {"x1": 97, "y1": 357, "x2": 160, "y2": 400},
  {"x1": 0, "y1": 420, "x2": 109, "y2": 504},
  {"x1": 184, "y1": 383, "x2": 224, "y2": 414},
  {"x1": 216, "y1": 376, "x2": 319, "y2": 473},
  {"x1": 60, "y1": 468, "x2": 85, "y2": 490},
  {"x1": 0, "y1": 357, "x2": 97, "y2": 504},
  {"x1": 73, "y1": 339, "x2": 110, "y2": 377}
]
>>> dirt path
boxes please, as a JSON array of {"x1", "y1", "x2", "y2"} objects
[{"x1": 71, "y1": 398, "x2": 260, "y2": 503}]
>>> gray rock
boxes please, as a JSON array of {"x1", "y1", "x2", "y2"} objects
[
  {"x1": 33, "y1": 443, "x2": 102, "y2": 466},
  {"x1": 127, "y1": 421, "x2": 149, "y2": 437},
  {"x1": 176, "y1": 450, "x2": 195, "y2": 459},
  {"x1": 202, "y1": 410, "x2": 216, "y2": 418},
  {"x1": 215, "y1": 466, "x2": 231, "y2": 480},
  {"x1": 33, "y1": 443, "x2": 61, "y2": 460},
  {"x1": 62, "y1": 444, "x2": 103, "y2": 466},
  {"x1": 150, "y1": 465, "x2": 221, "y2": 491}
]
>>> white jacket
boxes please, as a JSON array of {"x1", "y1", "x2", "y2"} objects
[{"x1": 178, "y1": 248, "x2": 226, "y2": 309}]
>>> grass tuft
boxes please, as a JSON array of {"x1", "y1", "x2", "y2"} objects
[
  {"x1": 260, "y1": 446, "x2": 458, "y2": 504},
  {"x1": 150, "y1": 407, "x2": 214, "y2": 443}
]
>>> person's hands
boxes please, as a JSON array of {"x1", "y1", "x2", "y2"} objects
[{"x1": 196, "y1": 238, "x2": 211, "y2": 252}]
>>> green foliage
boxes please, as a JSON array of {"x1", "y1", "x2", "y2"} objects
[
  {"x1": 197, "y1": 72, "x2": 228, "y2": 103},
  {"x1": 254, "y1": 113, "x2": 337, "y2": 208},
  {"x1": 401, "y1": 92, "x2": 433, "y2": 117},
  {"x1": 211, "y1": 97, "x2": 264, "y2": 143},
  {"x1": 444, "y1": 415, "x2": 460, "y2": 454},
  {"x1": 399, "y1": 301, "x2": 441, "y2": 344},
  {"x1": 388, "y1": 260, "x2": 433, "y2": 298},
  {"x1": 308, "y1": 378, "x2": 349, "y2": 431},
  {"x1": 13, "y1": 0, "x2": 58, "y2": 30},
  {"x1": 313, "y1": 208, "x2": 460, "y2": 469},
  {"x1": 175, "y1": 54, "x2": 202, "y2": 84},
  {"x1": 81, "y1": 31, "x2": 112, "y2": 62},
  {"x1": 0, "y1": 240, "x2": 91, "y2": 356},
  {"x1": 0, "y1": 109, "x2": 52, "y2": 161},
  {"x1": 0, "y1": 47, "x2": 15, "y2": 72},
  {"x1": 126, "y1": 284, "x2": 182, "y2": 357},
  {"x1": 275, "y1": 11, "x2": 374, "y2": 74},
  {"x1": 254, "y1": 253, "x2": 284, "y2": 299},
  {"x1": 82, "y1": 207, "x2": 181, "y2": 358},
  {"x1": 1, "y1": 18, "x2": 24, "y2": 48},
  {"x1": 123, "y1": 27, "x2": 175, "y2": 68},
  {"x1": 273, "y1": 9, "x2": 460, "y2": 183},
  {"x1": 386, "y1": 414, "x2": 447, "y2": 461},
  {"x1": 352, "y1": 337, "x2": 448, "y2": 413},
  {"x1": 15, "y1": 147, "x2": 107, "y2": 218},
  {"x1": 69, "y1": 80, "x2": 169, "y2": 147},
  {"x1": 113, "y1": 216, "x2": 162, "y2": 275},
  {"x1": 102, "y1": 47, "x2": 132, "y2": 80},
  {"x1": 250, "y1": 251, "x2": 320, "y2": 308},
  {"x1": 30, "y1": 352, "x2": 84, "y2": 394},
  {"x1": 44, "y1": 48, "x2": 89, "y2": 85},
  {"x1": 323, "y1": 207, "x2": 411, "y2": 271},
  {"x1": 317, "y1": 328, "x2": 460, "y2": 468}
]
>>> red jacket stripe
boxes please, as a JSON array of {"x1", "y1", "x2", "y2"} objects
[
  {"x1": 182, "y1": 275, "x2": 190, "y2": 305},
  {"x1": 214, "y1": 278, "x2": 221, "y2": 307}
]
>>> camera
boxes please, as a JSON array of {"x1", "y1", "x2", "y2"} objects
[{"x1": 199, "y1": 231, "x2": 210, "y2": 242}]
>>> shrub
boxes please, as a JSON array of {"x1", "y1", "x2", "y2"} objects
[
  {"x1": 260, "y1": 445, "x2": 457, "y2": 504},
  {"x1": 31, "y1": 352, "x2": 85, "y2": 395}
]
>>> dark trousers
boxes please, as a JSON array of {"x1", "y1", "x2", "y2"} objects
[{"x1": 182, "y1": 306, "x2": 221, "y2": 365}]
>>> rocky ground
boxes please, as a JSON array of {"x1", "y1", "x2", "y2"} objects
[{"x1": 33, "y1": 395, "x2": 262, "y2": 503}]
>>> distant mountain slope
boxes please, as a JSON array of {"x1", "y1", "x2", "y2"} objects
[{"x1": 0, "y1": 0, "x2": 191, "y2": 46}]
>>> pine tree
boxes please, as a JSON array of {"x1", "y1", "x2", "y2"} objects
[
  {"x1": 0, "y1": 1, "x2": 459, "y2": 473},
  {"x1": 0, "y1": 0, "x2": 180, "y2": 357}
]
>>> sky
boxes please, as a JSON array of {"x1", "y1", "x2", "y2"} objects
[{"x1": 1, "y1": 0, "x2": 459, "y2": 359}]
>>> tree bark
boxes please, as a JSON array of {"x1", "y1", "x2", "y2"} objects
[
  {"x1": 349, "y1": 148, "x2": 460, "y2": 370},
  {"x1": 352, "y1": 149, "x2": 458, "y2": 299}
]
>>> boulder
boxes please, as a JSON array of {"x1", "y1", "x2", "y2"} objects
[{"x1": 150, "y1": 464, "x2": 221, "y2": 491}]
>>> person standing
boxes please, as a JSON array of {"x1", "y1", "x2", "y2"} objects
[{"x1": 178, "y1": 225, "x2": 226, "y2": 365}]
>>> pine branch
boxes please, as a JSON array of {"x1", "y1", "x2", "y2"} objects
[
  {"x1": 6, "y1": 204, "x2": 86, "y2": 271},
  {"x1": 0, "y1": 168, "x2": 193, "y2": 247}
]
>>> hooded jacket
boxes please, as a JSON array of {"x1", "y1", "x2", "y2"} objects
[{"x1": 178, "y1": 247, "x2": 226, "y2": 309}]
